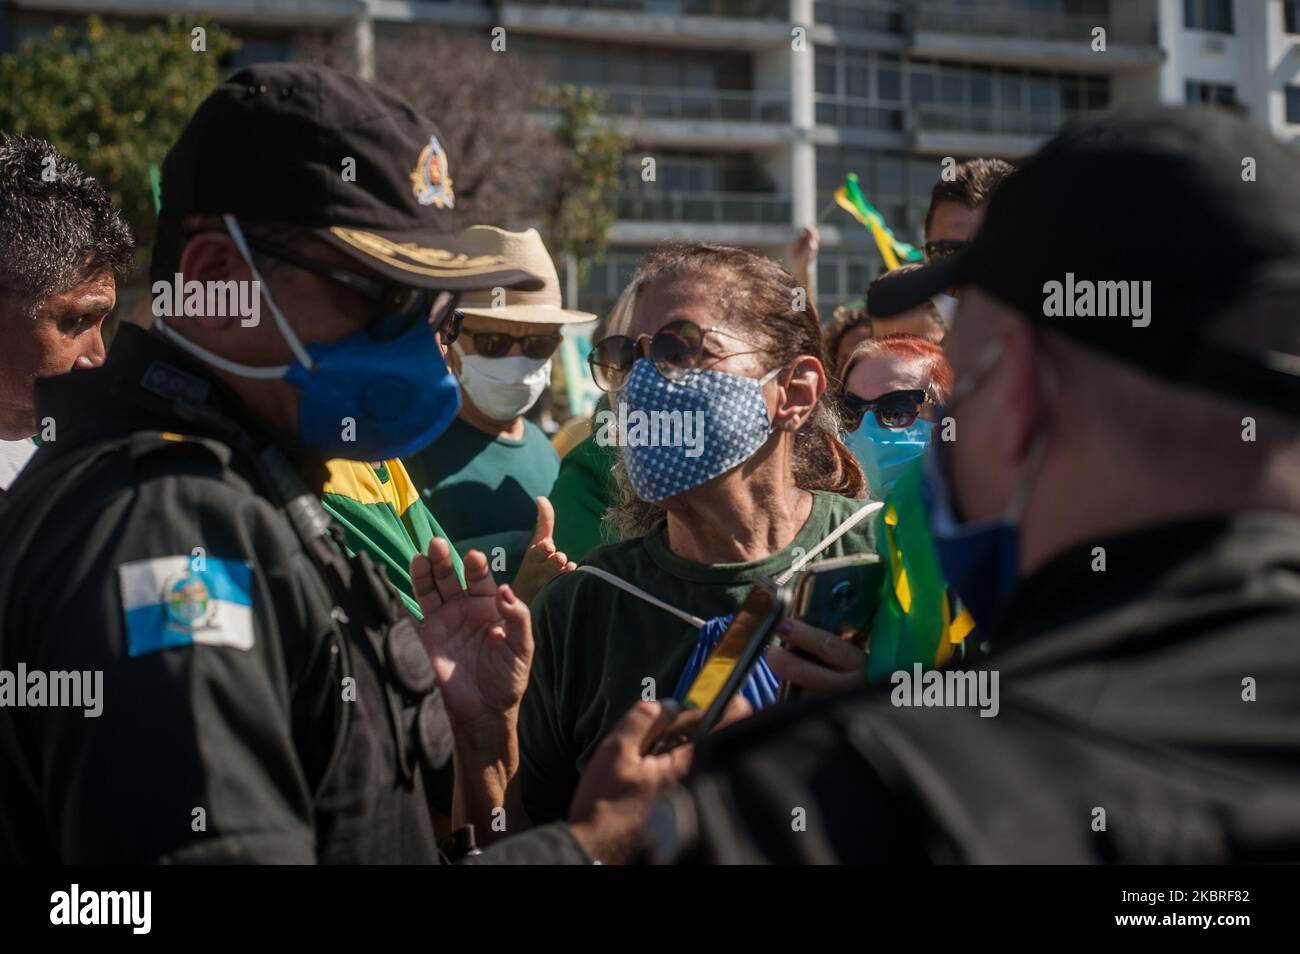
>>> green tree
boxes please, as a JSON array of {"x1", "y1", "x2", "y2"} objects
[
  {"x1": 540, "y1": 85, "x2": 628, "y2": 285},
  {"x1": 0, "y1": 16, "x2": 239, "y2": 263}
]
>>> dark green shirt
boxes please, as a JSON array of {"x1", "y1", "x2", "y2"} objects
[
  {"x1": 518, "y1": 490, "x2": 879, "y2": 824},
  {"x1": 406, "y1": 416, "x2": 560, "y2": 582},
  {"x1": 549, "y1": 430, "x2": 620, "y2": 565}
]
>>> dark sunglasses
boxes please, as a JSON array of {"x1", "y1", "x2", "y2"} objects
[
  {"x1": 249, "y1": 241, "x2": 461, "y2": 343},
  {"x1": 924, "y1": 240, "x2": 967, "y2": 262},
  {"x1": 842, "y1": 388, "x2": 929, "y2": 430},
  {"x1": 587, "y1": 319, "x2": 768, "y2": 392},
  {"x1": 466, "y1": 330, "x2": 562, "y2": 360}
]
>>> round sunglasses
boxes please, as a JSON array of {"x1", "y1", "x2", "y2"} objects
[
  {"x1": 587, "y1": 319, "x2": 769, "y2": 392},
  {"x1": 842, "y1": 388, "x2": 930, "y2": 430}
]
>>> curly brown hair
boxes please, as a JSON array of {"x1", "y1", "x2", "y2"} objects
[{"x1": 605, "y1": 242, "x2": 866, "y2": 540}]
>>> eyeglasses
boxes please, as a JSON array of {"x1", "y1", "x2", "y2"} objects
[
  {"x1": 924, "y1": 240, "x2": 967, "y2": 262},
  {"x1": 249, "y1": 240, "x2": 461, "y2": 343},
  {"x1": 465, "y1": 330, "x2": 562, "y2": 360},
  {"x1": 588, "y1": 319, "x2": 770, "y2": 392},
  {"x1": 842, "y1": 389, "x2": 930, "y2": 430},
  {"x1": 440, "y1": 310, "x2": 465, "y2": 346}
]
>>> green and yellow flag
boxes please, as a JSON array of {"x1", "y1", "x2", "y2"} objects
[
  {"x1": 320, "y1": 458, "x2": 466, "y2": 619},
  {"x1": 865, "y1": 458, "x2": 975, "y2": 683},
  {"x1": 833, "y1": 173, "x2": 924, "y2": 272}
]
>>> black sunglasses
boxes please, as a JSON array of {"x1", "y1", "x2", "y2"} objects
[
  {"x1": 466, "y1": 330, "x2": 562, "y2": 360},
  {"x1": 249, "y1": 240, "x2": 461, "y2": 343},
  {"x1": 587, "y1": 319, "x2": 769, "y2": 392},
  {"x1": 924, "y1": 240, "x2": 967, "y2": 262},
  {"x1": 842, "y1": 389, "x2": 929, "y2": 430}
]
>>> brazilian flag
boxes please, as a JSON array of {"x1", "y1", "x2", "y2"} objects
[
  {"x1": 865, "y1": 458, "x2": 975, "y2": 683},
  {"x1": 834, "y1": 173, "x2": 925, "y2": 271},
  {"x1": 320, "y1": 458, "x2": 466, "y2": 619}
]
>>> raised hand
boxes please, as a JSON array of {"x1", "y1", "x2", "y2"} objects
[
  {"x1": 511, "y1": 496, "x2": 576, "y2": 605},
  {"x1": 411, "y1": 536, "x2": 533, "y2": 727}
]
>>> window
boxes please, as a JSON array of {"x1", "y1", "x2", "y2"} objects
[
  {"x1": 1287, "y1": 86, "x2": 1300, "y2": 125},
  {"x1": 1286, "y1": 1, "x2": 1300, "y2": 34},
  {"x1": 815, "y1": 45, "x2": 836, "y2": 94},
  {"x1": 1185, "y1": 80, "x2": 1237, "y2": 108},
  {"x1": 878, "y1": 56, "x2": 902, "y2": 101},
  {"x1": 1184, "y1": 0, "x2": 1233, "y2": 33}
]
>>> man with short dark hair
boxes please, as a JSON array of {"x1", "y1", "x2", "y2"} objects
[
  {"x1": 923, "y1": 156, "x2": 1015, "y2": 260},
  {"x1": 0, "y1": 135, "x2": 133, "y2": 489},
  {"x1": 662, "y1": 106, "x2": 1300, "y2": 864}
]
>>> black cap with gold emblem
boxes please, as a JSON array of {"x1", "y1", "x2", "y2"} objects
[{"x1": 157, "y1": 62, "x2": 543, "y2": 292}]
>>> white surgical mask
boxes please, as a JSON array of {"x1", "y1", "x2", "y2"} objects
[{"x1": 453, "y1": 343, "x2": 551, "y2": 421}]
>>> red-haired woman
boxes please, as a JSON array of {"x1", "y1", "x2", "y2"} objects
[{"x1": 839, "y1": 333, "x2": 953, "y2": 500}]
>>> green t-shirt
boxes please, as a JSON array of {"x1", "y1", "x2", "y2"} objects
[
  {"x1": 319, "y1": 458, "x2": 466, "y2": 618},
  {"x1": 549, "y1": 430, "x2": 620, "y2": 565},
  {"x1": 406, "y1": 416, "x2": 560, "y2": 582},
  {"x1": 518, "y1": 490, "x2": 879, "y2": 824}
]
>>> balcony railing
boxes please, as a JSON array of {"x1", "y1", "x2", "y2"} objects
[
  {"x1": 814, "y1": 98, "x2": 905, "y2": 131},
  {"x1": 504, "y1": 0, "x2": 790, "y2": 18},
  {"x1": 913, "y1": 104, "x2": 1099, "y2": 138},
  {"x1": 597, "y1": 84, "x2": 791, "y2": 123},
  {"x1": 617, "y1": 191, "x2": 792, "y2": 224},
  {"x1": 911, "y1": 2, "x2": 1157, "y2": 47},
  {"x1": 813, "y1": 0, "x2": 906, "y2": 32}
]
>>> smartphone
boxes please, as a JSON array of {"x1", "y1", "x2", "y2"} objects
[
  {"x1": 648, "y1": 578, "x2": 789, "y2": 755},
  {"x1": 779, "y1": 554, "x2": 884, "y2": 701}
]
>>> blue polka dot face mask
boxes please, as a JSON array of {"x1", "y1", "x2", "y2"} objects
[{"x1": 616, "y1": 357, "x2": 784, "y2": 503}]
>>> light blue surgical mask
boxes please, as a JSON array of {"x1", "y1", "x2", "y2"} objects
[
  {"x1": 157, "y1": 215, "x2": 461, "y2": 461},
  {"x1": 844, "y1": 413, "x2": 933, "y2": 501},
  {"x1": 617, "y1": 357, "x2": 783, "y2": 503}
]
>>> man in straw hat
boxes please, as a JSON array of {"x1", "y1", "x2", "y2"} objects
[{"x1": 408, "y1": 226, "x2": 596, "y2": 603}]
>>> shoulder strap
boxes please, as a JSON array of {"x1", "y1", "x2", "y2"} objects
[
  {"x1": 775, "y1": 500, "x2": 882, "y2": 586},
  {"x1": 574, "y1": 565, "x2": 706, "y2": 629}
]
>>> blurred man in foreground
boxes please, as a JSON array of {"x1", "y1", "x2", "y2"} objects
[
  {"x1": 0, "y1": 135, "x2": 133, "y2": 491},
  {"x1": 661, "y1": 106, "x2": 1300, "y2": 864}
]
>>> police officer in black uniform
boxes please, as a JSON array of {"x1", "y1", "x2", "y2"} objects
[
  {"x1": 0, "y1": 63, "x2": 682, "y2": 864},
  {"x1": 656, "y1": 106, "x2": 1300, "y2": 864}
]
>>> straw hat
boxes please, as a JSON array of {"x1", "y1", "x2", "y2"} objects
[{"x1": 454, "y1": 226, "x2": 597, "y2": 325}]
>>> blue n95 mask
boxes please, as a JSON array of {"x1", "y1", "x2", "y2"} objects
[
  {"x1": 617, "y1": 357, "x2": 783, "y2": 503},
  {"x1": 919, "y1": 339, "x2": 1049, "y2": 631},
  {"x1": 157, "y1": 215, "x2": 461, "y2": 461},
  {"x1": 843, "y1": 414, "x2": 933, "y2": 501},
  {"x1": 920, "y1": 440, "x2": 1019, "y2": 632}
]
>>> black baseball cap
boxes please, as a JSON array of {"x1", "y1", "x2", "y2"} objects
[
  {"x1": 870, "y1": 106, "x2": 1300, "y2": 416},
  {"x1": 156, "y1": 62, "x2": 543, "y2": 292}
]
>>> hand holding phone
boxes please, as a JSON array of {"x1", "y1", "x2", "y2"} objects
[
  {"x1": 647, "y1": 578, "x2": 788, "y2": 755},
  {"x1": 778, "y1": 554, "x2": 883, "y2": 700}
]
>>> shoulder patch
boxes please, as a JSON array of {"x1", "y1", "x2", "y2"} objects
[{"x1": 118, "y1": 556, "x2": 255, "y2": 656}]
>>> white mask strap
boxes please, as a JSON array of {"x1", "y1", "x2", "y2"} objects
[
  {"x1": 155, "y1": 318, "x2": 291, "y2": 380},
  {"x1": 222, "y1": 214, "x2": 316, "y2": 371}
]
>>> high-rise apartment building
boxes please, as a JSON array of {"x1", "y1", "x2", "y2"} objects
[{"x1": 4, "y1": 0, "x2": 1297, "y2": 312}]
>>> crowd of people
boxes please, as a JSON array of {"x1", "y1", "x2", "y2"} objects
[{"x1": 0, "y1": 60, "x2": 1297, "y2": 865}]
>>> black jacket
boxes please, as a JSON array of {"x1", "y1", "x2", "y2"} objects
[
  {"x1": 0, "y1": 325, "x2": 586, "y2": 865},
  {"x1": 671, "y1": 514, "x2": 1300, "y2": 863}
]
